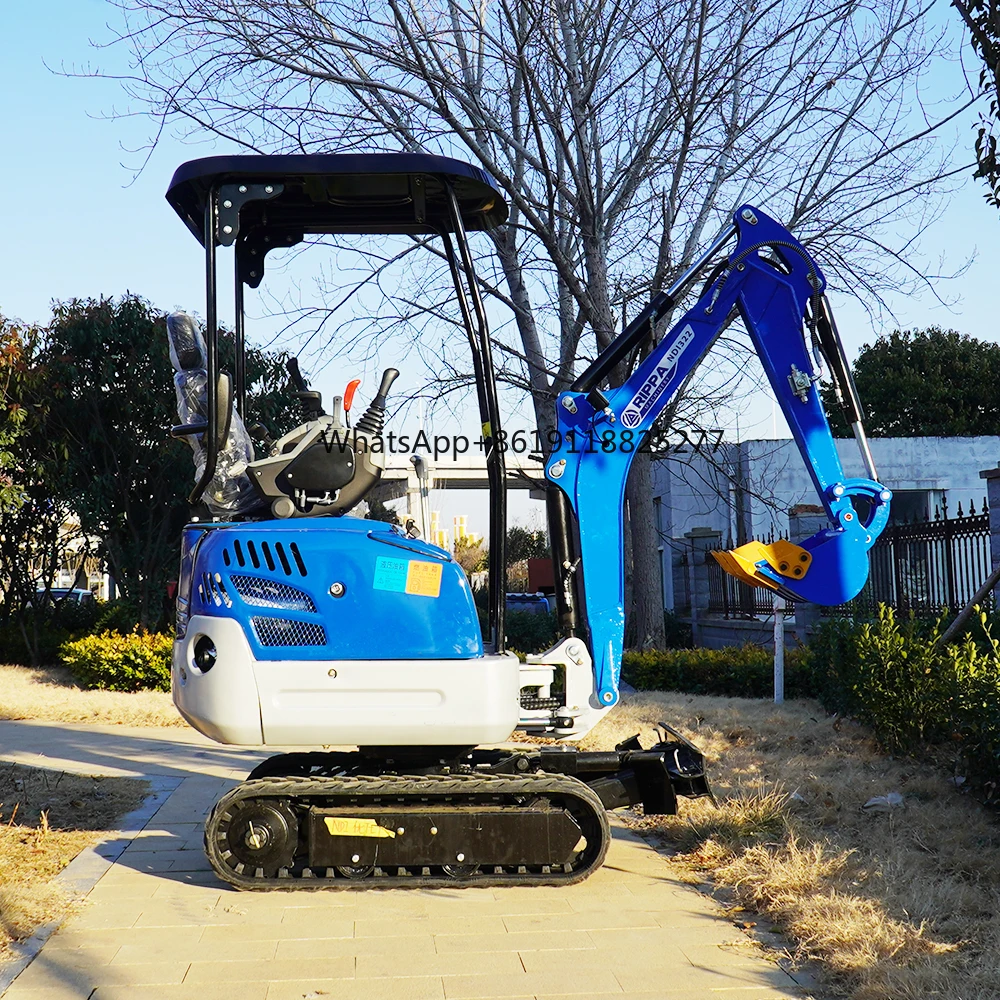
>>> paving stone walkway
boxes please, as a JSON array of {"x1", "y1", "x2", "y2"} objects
[{"x1": 1, "y1": 721, "x2": 819, "y2": 1000}]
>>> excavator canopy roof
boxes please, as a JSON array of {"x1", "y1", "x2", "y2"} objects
[{"x1": 166, "y1": 152, "x2": 509, "y2": 246}]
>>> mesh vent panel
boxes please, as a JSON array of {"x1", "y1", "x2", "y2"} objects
[
  {"x1": 251, "y1": 617, "x2": 327, "y2": 647},
  {"x1": 230, "y1": 575, "x2": 316, "y2": 612}
]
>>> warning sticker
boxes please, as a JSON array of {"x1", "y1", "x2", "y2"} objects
[
  {"x1": 373, "y1": 556, "x2": 443, "y2": 598},
  {"x1": 323, "y1": 817, "x2": 396, "y2": 839},
  {"x1": 406, "y1": 560, "x2": 443, "y2": 598},
  {"x1": 373, "y1": 556, "x2": 408, "y2": 592}
]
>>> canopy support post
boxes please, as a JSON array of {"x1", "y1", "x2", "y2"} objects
[
  {"x1": 441, "y1": 182, "x2": 507, "y2": 654},
  {"x1": 189, "y1": 187, "x2": 219, "y2": 505}
]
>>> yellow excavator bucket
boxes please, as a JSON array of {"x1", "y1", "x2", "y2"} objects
[{"x1": 711, "y1": 538, "x2": 812, "y2": 593}]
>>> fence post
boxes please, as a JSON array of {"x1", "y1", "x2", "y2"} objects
[
  {"x1": 892, "y1": 523, "x2": 905, "y2": 611},
  {"x1": 685, "y1": 527, "x2": 722, "y2": 647},
  {"x1": 942, "y1": 495, "x2": 957, "y2": 610},
  {"x1": 773, "y1": 592, "x2": 785, "y2": 703},
  {"x1": 979, "y1": 467, "x2": 1000, "y2": 605}
]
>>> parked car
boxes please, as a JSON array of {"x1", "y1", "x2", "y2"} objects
[
  {"x1": 505, "y1": 592, "x2": 552, "y2": 615},
  {"x1": 32, "y1": 587, "x2": 96, "y2": 607}
]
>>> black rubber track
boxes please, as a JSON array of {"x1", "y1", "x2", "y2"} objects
[{"x1": 205, "y1": 772, "x2": 611, "y2": 891}]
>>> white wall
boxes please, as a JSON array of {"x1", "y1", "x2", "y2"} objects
[{"x1": 654, "y1": 435, "x2": 1000, "y2": 546}]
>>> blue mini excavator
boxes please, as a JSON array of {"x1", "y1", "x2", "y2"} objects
[{"x1": 165, "y1": 154, "x2": 890, "y2": 890}]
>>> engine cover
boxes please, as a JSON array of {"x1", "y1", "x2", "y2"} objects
[{"x1": 180, "y1": 516, "x2": 483, "y2": 660}]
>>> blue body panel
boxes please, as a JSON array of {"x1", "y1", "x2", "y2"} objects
[
  {"x1": 183, "y1": 517, "x2": 483, "y2": 660},
  {"x1": 546, "y1": 206, "x2": 890, "y2": 707}
]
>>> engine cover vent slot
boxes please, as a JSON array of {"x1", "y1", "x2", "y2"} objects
[
  {"x1": 231, "y1": 576, "x2": 316, "y2": 613},
  {"x1": 252, "y1": 617, "x2": 327, "y2": 647},
  {"x1": 201, "y1": 572, "x2": 232, "y2": 608},
  {"x1": 222, "y1": 540, "x2": 305, "y2": 578},
  {"x1": 273, "y1": 542, "x2": 293, "y2": 576},
  {"x1": 289, "y1": 542, "x2": 308, "y2": 576}
]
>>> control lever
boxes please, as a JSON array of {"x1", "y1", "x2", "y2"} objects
[
  {"x1": 355, "y1": 368, "x2": 400, "y2": 437},
  {"x1": 374, "y1": 368, "x2": 400, "y2": 406},
  {"x1": 248, "y1": 423, "x2": 275, "y2": 451},
  {"x1": 343, "y1": 378, "x2": 362, "y2": 428},
  {"x1": 287, "y1": 356, "x2": 307, "y2": 391},
  {"x1": 286, "y1": 357, "x2": 324, "y2": 421}
]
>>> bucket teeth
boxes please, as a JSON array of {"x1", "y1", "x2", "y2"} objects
[
  {"x1": 712, "y1": 539, "x2": 812, "y2": 594},
  {"x1": 711, "y1": 544, "x2": 770, "y2": 589}
]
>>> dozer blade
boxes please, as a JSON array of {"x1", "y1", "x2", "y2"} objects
[{"x1": 714, "y1": 529, "x2": 873, "y2": 607}]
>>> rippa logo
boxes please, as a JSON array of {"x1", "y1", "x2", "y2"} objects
[{"x1": 619, "y1": 324, "x2": 696, "y2": 428}]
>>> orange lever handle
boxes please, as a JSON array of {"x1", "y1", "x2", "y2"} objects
[{"x1": 343, "y1": 379, "x2": 362, "y2": 412}]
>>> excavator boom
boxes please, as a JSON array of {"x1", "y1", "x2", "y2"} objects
[{"x1": 547, "y1": 205, "x2": 891, "y2": 708}]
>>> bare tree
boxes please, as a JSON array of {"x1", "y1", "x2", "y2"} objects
[{"x1": 106, "y1": 0, "x2": 973, "y2": 648}]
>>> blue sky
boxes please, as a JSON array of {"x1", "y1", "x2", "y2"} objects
[
  {"x1": 1, "y1": 2, "x2": 221, "y2": 327},
  {"x1": 3, "y1": 1, "x2": 998, "y2": 531}
]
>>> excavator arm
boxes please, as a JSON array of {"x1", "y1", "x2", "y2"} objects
[{"x1": 546, "y1": 205, "x2": 892, "y2": 709}]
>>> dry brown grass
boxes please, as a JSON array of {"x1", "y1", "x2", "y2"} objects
[
  {"x1": 0, "y1": 763, "x2": 149, "y2": 961},
  {"x1": 580, "y1": 692, "x2": 1000, "y2": 1000},
  {"x1": 0, "y1": 662, "x2": 184, "y2": 727}
]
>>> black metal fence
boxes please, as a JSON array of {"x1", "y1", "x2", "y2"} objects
[
  {"x1": 705, "y1": 497, "x2": 992, "y2": 618},
  {"x1": 847, "y1": 498, "x2": 991, "y2": 614}
]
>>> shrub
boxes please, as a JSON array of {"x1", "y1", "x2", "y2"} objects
[
  {"x1": 505, "y1": 610, "x2": 557, "y2": 654},
  {"x1": 947, "y1": 620, "x2": 1000, "y2": 798},
  {"x1": 0, "y1": 615, "x2": 67, "y2": 667},
  {"x1": 808, "y1": 607, "x2": 1000, "y2": 801},
  {"x1": 0, "y1": 599, "x2": 104, "y2": 667},
  {"x1": 622, "y1": 643, "x2": 813, "y2": 699},
  {"x1": 59, "y1": 630, "x2": 172, "y2": 692},
  {"x1": 807, "y1": 608, "x2": 956, "y2": 748},
  {"x1": 94, "y1": 598, "x2": 143, "y2": 634}
]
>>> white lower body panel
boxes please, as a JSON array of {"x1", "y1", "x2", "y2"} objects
[{"x1": 173, "y1": 615, "x2": 521, "y2": 747}]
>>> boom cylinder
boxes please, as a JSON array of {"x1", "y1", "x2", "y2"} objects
[{"x1": 546, "y1": 485, "x2": 584, "y2": 639}]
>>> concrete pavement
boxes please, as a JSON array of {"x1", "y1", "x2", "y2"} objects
[{"x1": 0, "y1": 720, "x2": 820, "y2": 1000}]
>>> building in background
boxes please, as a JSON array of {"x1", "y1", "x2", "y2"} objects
[
  {"x1": 429, "y1": 511, "x2": 449, "y2": 550},
  {"x1": 653, "y1": 436, "x2": 1000, "y2": 611},
  {"x1": 452, "y1": 514, "x2": 481, "y2": 547}
]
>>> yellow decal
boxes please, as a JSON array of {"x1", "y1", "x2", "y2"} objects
[
  {"x1": 481, "y1": 422, "x2": 492, "y2": 440},
  {"x1": 323, "y1": 817, "x2": 396, "y2": 839},
  {"x1": 406, "y1": 559, "x2": 443, "y2": 598}
]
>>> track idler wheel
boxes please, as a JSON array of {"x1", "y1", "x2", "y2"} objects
[{"x1": 211, "y1": 797, "x2": 298, "y2": 878}]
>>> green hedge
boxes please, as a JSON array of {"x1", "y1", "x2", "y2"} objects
[
  {"x1": 807, "y1": 607, "x2": 1000, "y2": 798},
  {"x1": 504, "y1": 610, "x2": 558, "y2": 654},
  {"x1": 622, "y1": 642, "x2": 813, "y2": 698},
  {"x1": 622, "y1": 609, "x2": 1000, "y2": 802},
  {"x1": 0, "y1": 598, "x2": 143, "y2": 668},
  {"x1": 59, "y1": 629, "x2": 172, "y2": 692}
]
